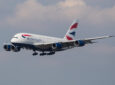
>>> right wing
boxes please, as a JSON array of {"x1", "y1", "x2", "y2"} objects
[
  {"x1": 33, "y1": 35, "x2": 114, "y2": 51},
  {"x1": 81, "y1": 35, "x2": 114, "y2": 44}
]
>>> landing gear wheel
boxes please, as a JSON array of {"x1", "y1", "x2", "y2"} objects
[
  {"x1": 40, "y1": 53, "x2": 47, "y2": 56},
  {"x1": 46, "y1": 52, "x2": 55, "y2": 55},
  {"x1": 32, "y1": 52, "x2": 38, "y2": 56}
]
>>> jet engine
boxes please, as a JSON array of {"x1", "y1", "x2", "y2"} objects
[
  {"x1": 52, "y1": 43, "x2": 62, "y2": 49},
  {"x1": 74, "y1": 40, "x2": 85, "y2": 47},
  {"x1": 3, "y1": 44, "x2": 20, "y2": 52},
  {"x1": 3, "y1": 44, "x2": 12, "y2": 51}
]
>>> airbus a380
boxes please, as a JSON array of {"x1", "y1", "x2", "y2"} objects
[{"x1": 3, "y1": 20, "x2": 114, "y2": 56}]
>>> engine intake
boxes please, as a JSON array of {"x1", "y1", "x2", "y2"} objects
[
  {"x1": 75, "y1": 40, "x2": 85, "y2": 47},
  {"x1": 52, "y1": 43, "x2": 62, "y2": 49},
  {"x1": 3, "y1": 44, "x2": 12, "y2": 51}
]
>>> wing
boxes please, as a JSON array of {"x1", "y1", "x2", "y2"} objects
[
  {"x1": 33, "y1": 35, "x2": 114, "y2": 51},
  {"x1": 82, "y1": 35, "x2": 114, "y2": 44},
  {"x1": 33, "y1": 41, "x2": 76, "y2": 51}
]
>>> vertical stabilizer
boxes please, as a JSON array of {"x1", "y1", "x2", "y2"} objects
[{"x1": 64, "y1": 20, "x2": 79, "y2": 40}]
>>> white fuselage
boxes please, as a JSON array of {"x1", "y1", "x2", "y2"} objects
[{"x1": 11, "y1": 33, "x2": 67, "y2": 45}]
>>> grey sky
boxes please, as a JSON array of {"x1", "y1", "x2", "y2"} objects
[{"x1": 0, "y1": 0, "x2": 115, "y2": 85}]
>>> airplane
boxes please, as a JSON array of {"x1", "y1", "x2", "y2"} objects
[{"x1": 3, "y1": 20, "x2": 114, "y2": 56}]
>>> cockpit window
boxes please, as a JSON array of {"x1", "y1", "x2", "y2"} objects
[{"x1": 13, "y1": 37, "x2": 18, "y2": 39}]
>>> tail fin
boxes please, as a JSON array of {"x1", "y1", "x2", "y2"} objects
[{"x1": 64, "y1": 20, "x2": 79, "y2": 40}]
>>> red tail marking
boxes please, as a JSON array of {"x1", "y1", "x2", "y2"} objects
[
  {"x1": 70, "y1": 23, "x2": 78, "y2": 30},
  {"x1": 66, "y1": 35, "x2": 73, "y2": 40}
]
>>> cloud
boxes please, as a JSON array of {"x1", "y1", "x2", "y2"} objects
[
  {"x1": 59, "y1": 0, "x2": 86, "y2": 8},
  {"x1": 0, "y1": 0, "x2": 115, "y2": 37},
  {"x1": 87, "y1": 6, "x2": 115, "y2": 24},
  {"x1": 7, "y1": 0, "x2": 86, "y2": 22},
  {"x1": 8, "y1": 0, "x2": 115, "y2": 24},
  {"x1": 6, "y1": 0, "x2": 115, "y2": 28}
]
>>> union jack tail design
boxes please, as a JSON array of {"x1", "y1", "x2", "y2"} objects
[{"x1": 64, "y1": 20, "x2": 79, "y2": 40}]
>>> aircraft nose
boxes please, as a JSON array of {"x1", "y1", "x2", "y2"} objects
[
  {"x1": 11, "y1": 37, "x2": 19, "y2": 43},
  {"x1": 11, "y1": 38, "x2": 15, "y2": 43}
]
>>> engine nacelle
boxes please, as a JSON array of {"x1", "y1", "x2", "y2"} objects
[
  {"x1": 3, "y1": 44, "x2": 12, "y2": 51},
  {"x1": 52, "y1": 43, "x2": 62, "y2": 49},
  {"x1": 74, "y1": 40, "x2": 85, "y2": 47},
  {"x1": 3, "y1": 44, "x2": 20, "y2": 52}
]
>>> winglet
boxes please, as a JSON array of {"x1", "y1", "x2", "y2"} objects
[{"x1": 109, "y1": 35, "x2": 115, "y2": 38}]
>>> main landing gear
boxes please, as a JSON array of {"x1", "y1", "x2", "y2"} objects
[
  {"x1": 40, "y1": 51, "x2": 55, "y2": 56},
  {"x1": 32, "y1": 51, "x2": 55, "y2": 56},
  {"x1": 32, "y1": 50, "x2": 38, "y2": 56},
  {"x1": 32, "y1": 52, "x2": 38, "y2": 56},
  {"x1": 40, "y1": 52, "x2": 47, "y2": 56}
]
